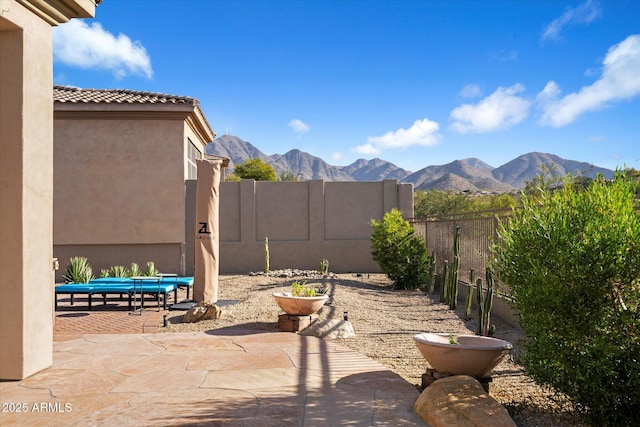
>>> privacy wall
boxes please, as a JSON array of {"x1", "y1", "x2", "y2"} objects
[{"x1": 191, "y1": 179, "x2": 413, "y2": 274}]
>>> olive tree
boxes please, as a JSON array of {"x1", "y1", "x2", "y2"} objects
[{"x1": 233, "y1": 158, "x2": 277, "y2": 181}]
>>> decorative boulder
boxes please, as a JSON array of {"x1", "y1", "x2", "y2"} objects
[
  {"x1": 414, "y1": 375, "x2": 516, "y2": 427},
  {"x1": 183, "y1": 302, "x2": 222, "y2": 323},
  {"x1": 300, "y1": 319, "x2": 355, "y2": 339}
]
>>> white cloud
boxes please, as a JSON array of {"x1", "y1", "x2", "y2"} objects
[
  {"x1": 288, "y1": 118, "x2": 310, "y2": 133},
  {"x1": 541, "y1": 0, "x2": 601, "y2": 42},
  {"x1": 449, "y1": 84, "x2": 531, "y2": 134},
  {"x1": 53, "y1": 20, "x2": 152, "y2": 79},
  {"x1": 331, "y1": 152, "x2": 343, "y2": 162},
  {"x1": 459, "y1": 84, "x2": 482, "y2": 98},
  {"x1": 537, "y1": 34, "x2": 640, "y2": 127},
  {"x1": 355, "y1": 119, "x2": 440, "y2": 155}
]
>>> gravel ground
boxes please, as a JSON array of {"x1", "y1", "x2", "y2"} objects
[{"x1": 161, "y1": 272, "x2": 587, "y2": 426}]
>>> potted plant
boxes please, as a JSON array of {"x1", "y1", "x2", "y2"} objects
[
  {"x1": 413, "y1": 332, "x2": 512, "y2": 377},
  {"x1": 273, "y1": 280, "x2": 328, "y2": 315}
]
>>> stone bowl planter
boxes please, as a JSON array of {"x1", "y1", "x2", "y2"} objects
[
  {"x1": 413, "y1": 332, "x2": 512, "y2": 377},
  {"x1": 273, "y1": 292, "x2": 328, "y2": 316}
]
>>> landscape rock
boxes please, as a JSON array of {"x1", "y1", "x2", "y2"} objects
[
  {"x1": 414, "y1": 375, "x2": 516, "y2": 427},
  {"x1": 183, "y1": 303, "x2": 222, "y2": 323},
  {"x1": 300, "y1": 319, "x2": 355, "y2": 339}
]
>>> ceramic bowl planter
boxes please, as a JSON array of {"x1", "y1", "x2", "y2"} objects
[
  {"x1": 413, "y1": 332, "x2": 512, "y2": 377},
  {"x1": 273, "y1": 292, "x2": 328, "y2": 316}
]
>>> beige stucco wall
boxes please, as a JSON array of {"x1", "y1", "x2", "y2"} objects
[
  {"x1": 0, "y1": 0, "x2": 95, "y2": 380},
  {"x1": 53, "y1": 111, "x2": 210, "y2": 278},
  {"x1": 211, "y1": 179, "x2": 414, "y2": 274}
]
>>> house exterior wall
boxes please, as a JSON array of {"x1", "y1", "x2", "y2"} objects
[
  {"x1": 0, "y1": 0, "x2": 95, "y2": 380},
  {"x1": 53, "y1": 112, "x2": 208, "y2": 279},
  {"x1": 192, "y1": 179, "x2": 414, "y2": 275}
]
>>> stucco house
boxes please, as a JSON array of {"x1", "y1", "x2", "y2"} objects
[{"x1": 53, "y1": 85, "x2": 221, "y2": 280}]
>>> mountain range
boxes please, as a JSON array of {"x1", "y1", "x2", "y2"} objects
[{"x1": 205, "y1": 135, "x2": 615, "y2": 192}]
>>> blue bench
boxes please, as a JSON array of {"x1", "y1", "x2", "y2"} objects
[
  {"x1": 175, "y1": 277, "x2": 194, "y2": 299},
  {"x1": 55, "y1": 278, "x2": 182, "y2": 311},
  {"x1": 54, "y1": 284, "x2": 97, "y2": 309}
]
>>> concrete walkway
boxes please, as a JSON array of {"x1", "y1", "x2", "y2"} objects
[{"x1": 1, "y1": 293, "x2": 426, "y2": 426}]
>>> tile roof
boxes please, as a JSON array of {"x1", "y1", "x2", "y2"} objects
[{"x1": 53, "y1": 85, "x2": 199, "y2": 106}]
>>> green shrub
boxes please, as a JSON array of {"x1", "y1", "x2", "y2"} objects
[
  {"x1": 370, "y1": 208, "x2": 429, "y2": 290},
  {"x1": 63, "y1": 257, "x2": 95, "y2": 284},
  {"x1": 493, "y1": 172, "x2": 640, "y2": 426}
]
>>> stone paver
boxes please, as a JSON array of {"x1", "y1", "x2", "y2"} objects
[{"x1": 0, "y1": 290, "x2": 428, "y2": 425}]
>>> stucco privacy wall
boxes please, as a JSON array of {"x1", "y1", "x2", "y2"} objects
[
  {"x1": 0, "y1": 0, "x2": 96, "y2": 380},
  {"x1": 199, "y1": 179, "x2": 413, "y2": 274}
]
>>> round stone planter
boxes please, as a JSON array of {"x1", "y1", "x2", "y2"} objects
[
  {"x1": 413, "y1": 332, "x2": 512, "y2": 377},
  {"x1": 273, "y1": 292, "x2": 328, "y2": 316}
]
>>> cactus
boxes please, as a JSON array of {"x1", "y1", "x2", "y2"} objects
[
  {"x1": 465, "y1": 269, "x2": 475, "y2": 320},
  {"x1": 264, "y1": 237, "x2": 270, "y2": 274},
  {"x1": 441, "y1": 260, "x2": 448, "y2": 303},
  {"x1": 476, "y1": 267, "x2": 495, "y2": 336},
  {"x1": 319, "y1": 258, "x2": 329, "y2": 275},
  {"x1": 427, "y1": 251, "x2": 436, "y2": 293},
  {"x1": 446, "y1": 226, "x2": 461, "y2": 309}
]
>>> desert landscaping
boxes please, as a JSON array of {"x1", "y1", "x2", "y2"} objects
[{"x1": 162, "y1": 271, "x2": 585, "y2": 427}]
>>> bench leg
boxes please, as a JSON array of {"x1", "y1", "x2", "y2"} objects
[
  {"x1": 88, "y1": 294, "x2": 92, "y2": 311},
  {"x1": 70, "y1": 294, "x2": 74, "y2": 305}
]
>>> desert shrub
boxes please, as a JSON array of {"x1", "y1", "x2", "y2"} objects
[
  {"x1": 63, "y1": 256, "x2": 94, "y2": 284},
  {"x1": 493, "y1": 172, "x2": 640, "y2": 426},
  {"x1": 370, "y1": 208, "x2": 429, "y2": 290}
]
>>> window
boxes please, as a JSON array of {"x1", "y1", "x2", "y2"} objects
[{"x1": 187, "y1": 139, "x2": 202, "y2": 179}]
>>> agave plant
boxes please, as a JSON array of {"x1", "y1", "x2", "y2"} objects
[
  {"x1": 129, "y1": 262, "x2": 143, "y2": 277},
  {"x1": 63, "y1": 256, "x2": 95, "y2": 284},
  {"x1": 109, "y1": 265, "x2": 129, "y2": 278},
  {"x1": 143, "y1": 261, "x2": 160, "y2": 277}
]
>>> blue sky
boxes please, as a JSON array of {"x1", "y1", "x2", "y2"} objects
[{"x1": 53, "y1": 0, "x2": 639, "y2": 172}]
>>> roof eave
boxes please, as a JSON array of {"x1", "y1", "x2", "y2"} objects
[{"x1": 17, "y1": 0, "x2": 96, "y2": 25}]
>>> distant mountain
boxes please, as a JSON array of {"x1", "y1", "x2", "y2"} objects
[
  {"x1": 205, "y1": 135, "x2": 615, "y2": 192},
  {"x1": 342, "y1": 158, "x2": 412, "y2": 181},
  {"x1": 205, "y1": 135, "x2": 269, "y2": 170},
  {"x1": 492, "y1": 152, "x2": 615, "y2": 188},
  {"x1": 206, "y1": 135, "x2": 409, "y2": 181},
  {"x1": 404, "y1": 159, "x2": 514, "y2": 192},
  {"x1": 271, "y1": 149, "x2": 353, "y2": 181}
]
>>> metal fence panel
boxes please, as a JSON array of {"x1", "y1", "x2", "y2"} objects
[{"x1": 411, "y1": 212, "x2": 511, "y2": 296}]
